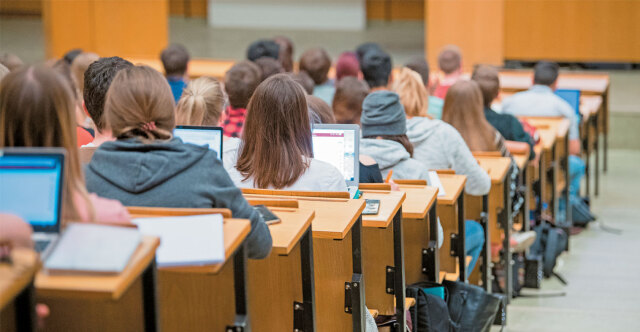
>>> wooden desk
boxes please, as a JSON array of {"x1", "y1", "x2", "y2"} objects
[
  {"x1": 243, "y1": 192, "x2": 367, "y2": 332},
  {"x1": 359, "y1": 191, "x2": 406, "y2": 327},
  {"x1": 0, "y1": 249, "x2": 39, "y2": 332},
  {"x1": 246, "y1": 207, "x2": 316, "y2": 332},
  {"x1": 36, "y1": 236, "x2": 160, "y2": 331},
  {"x1": 127, "y1": 58, "x2": 235, "y2": 80},
  {"x1": 436, "y1": 174, "x2": 467, "y2": 282}
]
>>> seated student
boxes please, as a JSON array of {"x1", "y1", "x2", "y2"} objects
[
  {"x1": 288, "y1": 71, "x2": 314, "y2": 95},
  {"x1": 433, "y1": 45, "x2": 464, "y2": 99},
  {"x1": 360, "y1": 47, "x2": 392, "y2": 92},
  {"x1": 222, "y1": 61, "x2": 262, "y2": 138},
  {"x1": 332, "y1": 76, "x2": 385, "y2": 183},
  {"x1": 355, "y1": 42, "x2": 382, "y2": 64},
  {"x1": 70, "y1": 52, "x2": 99, "y2": 129},
  {"x1": 160, "y1": 44, "x2": 190, "y2": 103},
  {"x1": 404, "y1": 56, "x2": 443, "y2": 120},
  {"x1": 83, "y1": 57, "x2": 134, "y2": 147},
  {"x1": 254, "y1": 57, "x2": 284, "y2": 82},
  {"x1": 84, "y1": 65, "x2": 272, "y2": 259},
  {"x1": 299, "y1": 48, "x2": 335, "y2": 106},
  {"x1": 273, "y1": 36, "x2": 294, "y2": 72},
  {"x1": 0, "y1": 53, "x2": 24, "y2": 71},
  {"x1": 502, "y1": 61, "x2": 585, "y2": 199},
  {"x1": 247, "y1": 39, "x2": 280, "y2": 61},
  {"x1": 62, "y1": 48, "x2": 83, "y2": 65},
  {"x1": 335, "y1": 52, "x2": 360, "y2": 81},
  {"x1": 225, "y1": 74, "x2": 346, "y2": 192},
  {"x1": 0, "y1": 65, "x2": 130, "y2": 224},
  {"x1": 471, "y1": 65, "x2": 536, "y2": 160},
  {"x1": 306, "y1": 95, "x2": 336, "y2": 124},
  {"x1": 175, "y1": 76, "x2": 225, "y2": 126}
]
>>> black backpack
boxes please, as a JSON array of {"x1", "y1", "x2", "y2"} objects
[
  {"x1": 406, "y1": 282, "x2": 451, "y2": 332},
  {"x1": 529, "y1": 221, "x2": 568, "y2": 281}
]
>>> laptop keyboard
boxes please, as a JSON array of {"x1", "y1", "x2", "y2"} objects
[{"x1": 34, "y1": 239, "x2": 51, "y2": 253}]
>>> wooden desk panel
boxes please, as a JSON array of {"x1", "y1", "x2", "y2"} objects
[{"x1": 436, "y1": 174, "x2": 467, "y2": 276}]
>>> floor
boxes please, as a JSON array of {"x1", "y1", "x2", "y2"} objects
[{"x1": 494, "y1": 149, "x2": 640, "y2": 332}]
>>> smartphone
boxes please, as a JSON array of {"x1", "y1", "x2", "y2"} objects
[
  {"x1": 362, "y1": 199, "x2": 380, "y2": 215},
  {"x1": 254, "y1": 205, "x2": 281, "y2": 225}
]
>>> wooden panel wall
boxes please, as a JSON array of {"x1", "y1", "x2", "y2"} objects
[
  {"x1": 504, "y1": 0, "x2": 640, "y2": 62},
  {"x1": 0, "y1": 0, "x2": 41, "y2": 15},
  {"x1": 366, "y1": 0, "x2": 424, "y2": 21},
  {"x1": 169, "y1": 0, "x2": 207, "y2": 18}
]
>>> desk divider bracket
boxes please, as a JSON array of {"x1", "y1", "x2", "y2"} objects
[
  {"x1": 385, "y1": 266, "x2": 396, "y2": 294},
  {"x1": 425, "y1": 203, "x2": 440, "y2": 282},
  {"x1": 479, "y1": 195, "x2": 492, "y2": 293},
  {"x1": 142, "y1": 257, "x2": 159, "y2": 332},
  {"x1": 299, "y1": 228, "x2": 316, "y2": 332},
  {"x1": 226, "y1": 244, "x2": 250, "y2": 332},
  {"x1": 15, "y1": 279, "x2": 36, "y2": 332},
  {"x1": 350, "y1": 216, "x2": 366, "y2": 332}
]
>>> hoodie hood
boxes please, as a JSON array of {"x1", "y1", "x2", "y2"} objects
[
  {"x1": 360, "y1": 138, "x2": 411, "y2": 170},
  {"x1": 88, "y1": 137, "x2": 209, "y2": 194},
  {"x1": 406, "y1": 116, "x2": 443, "y2": 144}
]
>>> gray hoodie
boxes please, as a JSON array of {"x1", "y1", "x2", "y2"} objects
[
  {"x1": 406, "y1": 117, "x2": 491, "y2": 196},
  {"x1": 360, "y1": 138, "x2": 429, "y2": 181},
  {"x1": 85, "y1": 138, "x2": 272, "y2": 259}
]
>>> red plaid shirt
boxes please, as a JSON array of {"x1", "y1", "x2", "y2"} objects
[{"x1": 222, "y1": 106, "x2": 247, "y2": 138}]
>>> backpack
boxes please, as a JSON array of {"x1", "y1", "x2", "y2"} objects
[
  {"x1": 443, "y1": 280, "x2": 503, "y2": 332},
  {"x1": 528, "y1": 221, "x2": 568, "y2": 281},
  {"x1": 406, "y1": 282, "x2": 451, "y2": 332}
]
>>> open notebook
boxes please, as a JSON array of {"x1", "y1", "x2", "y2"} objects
[
  {"x1": 132, "y1": 214, "x2": 225, "y2": 267},
  {"x1": 428, "y1": 171, "x2": 447, "y2": 197},
  {"x1": 44, "y1": 223, "x2": 141, "y2": 275}
]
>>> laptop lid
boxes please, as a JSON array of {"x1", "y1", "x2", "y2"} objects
[
  {"x1": 555, "y1": 89, "x2": 581, "y2": 118},
  {"x1": 0, "y1": 147, "x2": 66, "y2": 233},
  {"x1": 174, "y1": 126, "x2": 224, "y2": 163},
  {"x1": 312, "y1": 124, "x2": 360, "y2": 187}
]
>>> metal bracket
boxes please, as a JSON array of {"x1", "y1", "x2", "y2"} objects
[
  {"x1": 385, "y1": 266, "x2": 395, "y2": 294},
  {"x1": 293, "y1": 301, "x2": 305, "y2": 332},
  {"x1": 421, "y1": 244, "x2": 436, "y2": 275},
  {"x1": 450, "y1": 233, "x2": 461, "y2": 257},
  {"x1": 225, "y1": 326, "x2": 244, "y2": 332}
]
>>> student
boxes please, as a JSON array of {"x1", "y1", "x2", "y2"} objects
[
  {"x1": 335, "y1": 51, "x2": 360, "y2": 81},
  {"x1": 394, "y1": 68, "x2": 491, "y2": 196},
  {"x1": 175, "y1": 76, "x2": 225, "y2": 126},
  {"x1": 70, "y1": 52, "x2": 99, "y2": 97},
  {"x1": 247, "y1": 39, "x2": 280, "y2": 61},
  {"x1": 433, "y1": 45, "x2": 464, "y2": 99},
  {"x1": 0, "y1": 53, "x2": 24, "y2": 71},
  {"x1": 254, "y1": 57, "x2": 284, "y2": 82},
  {"x1": 288, "y1": 71, "x2": 314, "y2": 95},
  {"x1": 83, "y1": 57, "x2": 133, "y2": 147},
  {"x1": 299, "y1": 48, "x2": 334, "y2": 106},
  {"x1": 225, "y1": 74, "x2": 346, "y2": 192},
  {"x1": 404, "y1": 56, "x2": 443, "y2": 119},
  {"x1": 471, "y1": 65, "x2": 535, "y2": 159},
  {"x1": 331, "y1": 77, "x2": 385, "y2": 184},
  {"x1": 84, "y1": 65, "x2": 272, "y2": 259},
  {"x1": 160, "y1": 44, "x2": 190, "y2": 104},
  {"x1": 306, "y1": 95, "x2": 335, "y2": 124},
  {"x1": 355, "y1": 42, "x2": 382, "y2": 63},
  {"x1": 360, "y1": 48, "x2": 392, "y2": 91},
  {"x1": 273, "y1": 36, "x2": 294, "y2": 72},
  {"x1": 62, "y1": 48, "x2": 83, "y2": 65},
  {"x1": 222, "y1": 61, "x2": 262, "y2": 138},
  {"x1": 0, "y1": 65, "x2": 130, "y2": 224}
]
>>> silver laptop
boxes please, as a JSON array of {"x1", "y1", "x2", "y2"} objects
[
  {"x1": 174, "y1": 125, "x2": 224, "y2": 164},
  {"x1": 0, "y1": 148, "x2": 66, "y2": 257},
  {"x1": 312, "y1": 124, "x2": 360, "y2": 198}
]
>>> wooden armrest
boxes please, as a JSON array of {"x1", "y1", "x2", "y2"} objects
[
  {"x1": 241, "y1": 188, "x2": 350, "y2": 199},
  {"x1": 505, "y1": 140, "x2": 530, "y2": 154},
  {"x1": 393, "y1": 179, "x2": 427, "y2": 186},
  {"x1": 472, "y1": 151, "x2": 501, "y2": 157},
  {"x1": 368, "y1": 309, "x2": 379, "y2": 318},
  {"x1": 127, "y1": 206, "x2": 232, "y2": 218},
  {"x1": 247, "y1": 199, "x2": 299, "y2": 209},
  {"x1": 359, "y1": 183, "x2": 391, "y2": 191},
  {"x1": 433, "y1": 169, "x2": 456, "y2": 175}
]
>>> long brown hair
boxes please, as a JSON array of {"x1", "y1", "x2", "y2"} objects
[
  {"x1": 442, "y1": 80, "x2": 497, "y2": 151},
  {"x1": 236, "y1": 74, "x2": 313, "y2": 189},
  {"x1": 0, "y1": 66, "x2": 94, "y2": 222},
  {"x1": 105, "y1": 66, "x2": 175, "y2": 141},
  {"x1": 332, "y1": 77, "x2": 369, "y2": 124},
  {"x1": 176, "y1": 76, "x2": 225, "y2": 126}
]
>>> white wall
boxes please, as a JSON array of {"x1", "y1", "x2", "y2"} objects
[{"x1": 208, "y1": 0, "x2": 365, "y2": 31}]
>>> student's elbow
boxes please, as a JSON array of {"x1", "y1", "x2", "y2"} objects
[
  {"x1": 467, "y1": 171, "x2": 491, "y2": 196},
  {"x1": 246, "y1": 219, "x2": 273, "y2": 259}
]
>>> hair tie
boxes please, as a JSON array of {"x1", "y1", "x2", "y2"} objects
[{"x1": 141, "y1": 121, "x2": 157, "y2": 132}]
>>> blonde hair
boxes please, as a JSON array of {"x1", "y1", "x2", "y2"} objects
[
  {"x1": 0, "y1": 66, "x2": 95, "y2": 223},
  {"x1": 175, "y1": 77, "x2": 225, "y2": 126},
  {"x1": 392, "y1": 67, "x2": 429, "y2": 118},
  {"x1": 442, "y1": 80, "x2": 497, "y2": 152},
  {"x1": 105, "y1": 65, "x2": 175, "y2": 141},
  {"x1": 71, "y1": 52, "x2": 99, "y2": 95}
]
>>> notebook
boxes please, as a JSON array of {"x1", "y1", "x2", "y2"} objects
[
  {"x1": 44, "y1": 223, "x2": 141, "y2": 274},
  {"x1": 428, "y1": 171, "x2": 447, "y2": 197},
  {"x1": 174, "y1": 126, "x2": 224, "y2": 162},
  {"x1": 312, "y1": 124, "x2": 360, "y2": 198},
  {"x1": 132, "y1": 214, "x2": 225, "y2": 267}
]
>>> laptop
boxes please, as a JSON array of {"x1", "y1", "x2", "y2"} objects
[
  {"x1": 312, "y1": 124, "x2": 360, "y2": 198},
  {"x1": 174, "y1": 126, "x2": 224, "y2": 163},
  {"x1": 555, "y1": 89, "x2": 581, "y2": 119},
  {"x1": 0, "y1": 148, "x2": 66, "y2": 257}
]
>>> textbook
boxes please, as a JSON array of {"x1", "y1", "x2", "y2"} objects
[
  {"x1": 428, "y1": 171, "x2": 447, "y2": 197},
  {"x1": 44, "y1": 223, "x2": 141, "y2": 275},
  {"x1": 132, "y1": 214, "x2": 225, "y2": 267}
]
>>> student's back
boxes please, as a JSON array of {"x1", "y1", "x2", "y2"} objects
[{"x1": 85, "y1": 65, "x2": 272, "y2": 259}]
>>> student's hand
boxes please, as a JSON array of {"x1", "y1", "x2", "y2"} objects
[
  {"x1": 505, "y1": 140, "x2": 530, "y2": 154},
  {"x1": 37, "y1": 303, "x2": 50, "y2": 330},
  {"x1": 0, "y1": 214, "x2": 33, "y2": 249},
  {"x1": 389, "y1": 179, "x2": 400, "y2": 191}
]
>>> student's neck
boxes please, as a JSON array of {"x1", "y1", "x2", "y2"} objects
[
  {"x1": 91, "y1": 130, "x2": 115, "y2": 147},
  {"x1": 442, "y1": 72, "x2": 461, "y2": 83},
  {"x1": 370, "y1": 86, "x2": 388, "y2": 93}
]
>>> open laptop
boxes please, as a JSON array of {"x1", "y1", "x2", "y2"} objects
[
  {"x1": 0, "y1": 148, "x2": 66, "y2": 257},
  {"x1": 312, "y1": 124, "x2": 360, "y2": 198},
  {"x1": 174, "y1": 126, "x2": 224, "y2": 163}
]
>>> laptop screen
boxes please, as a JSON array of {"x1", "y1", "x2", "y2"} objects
[
  {"x1": 312, "y1": 125, "x2": 359, "y2": 185},
  {"x1": 0, "y1": 150, "x2": 65, "y2": 232},
  {"x1": 174, "y1": 126, "x2": 223, "y2": 161}
]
